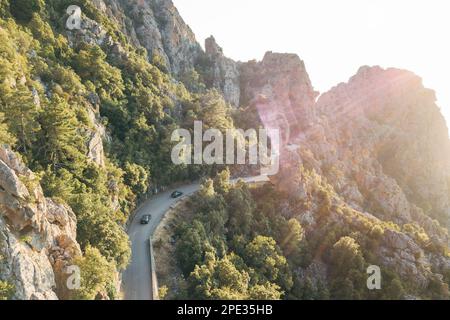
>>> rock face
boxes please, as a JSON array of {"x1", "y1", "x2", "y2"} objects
[
  {"x1": 253, "y1": 64, "x2": 450, "y2": 292},
  {"x1": 91, "y1": 1, "x2": 242, "y2": 105},
  {"x1": 240, "y1": 52, "x2": 319, "y2": 143},
  {"x1": 0, "y1": 147, "x2": 81, "y2": 300},
  {"x1": 92, "y1": 0, "x2": 202, "y2": 75},
  {"x1": 86, "y1": 104, "x2": 106, "y2": 168},
  {"x1": 314, "y1": 66, "x2": 450, "y2": 225},
  {"x1": 204, "y1": 36, "x2": 240, "y2": 106}
]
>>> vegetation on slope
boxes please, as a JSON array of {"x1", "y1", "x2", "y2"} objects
[
  {"x1": 168, "y1": 169, "x2": 450, "y2": 300},
  {"x1": 0, "y1": 0, "x2": 234, "y2": 299}
]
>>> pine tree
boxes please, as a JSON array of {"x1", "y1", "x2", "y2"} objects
[
  {"x1": 0, "y1": 112, "x2": 16, "y2": 146},
  {"x1": 1, "y1": 84, "x2": 39, "y2": 157},
  {"x1": 38, "y1": 94, "x2": 85, "y2": 169}
]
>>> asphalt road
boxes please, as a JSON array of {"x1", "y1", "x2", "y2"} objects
[
  {"x1": 122, "y1": 183, "x2": 200, "y2": 300},
  {"x1": 121, "y1": 175, "x2": 269, "y2": 300}
]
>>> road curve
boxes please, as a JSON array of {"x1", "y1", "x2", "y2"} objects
[
  {"x1": 122, "y1": 175, "x2": 269, "y2": 300},
  {"x1": 122, "y1": 183, "x2": 200, "y2": 300}
]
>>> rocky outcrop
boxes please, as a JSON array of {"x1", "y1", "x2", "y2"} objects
[
  {"x1": 314, "y1": 66, "x2": 450, "y2": 225},
  {"x1": 257, "y1": 63, "x2": 450, "y2": 226},
  {"x1": 91, "y1": 1, "x2": 242, "y2": 104},
  {"x1": 0, "y1": 147, "x2": 81, "y2": 300},
  {"x1": 66, "y1": 12, "x2": 113, "y2": 48},
  {"x1": 203, "y1": 36, "x2": 240, "y2": 106},
  {"x1": 86, "y1": 104, "x2": 106, "y2": 168},
  {"x1": 92, "y1": 0, "x2": 202, "y2": 75},
  {"x1": 240, "y1": 52, "x2": 319, "y2": 144},
  {"x1": 254, "y1": 64, "x2": 450, "y2": 293}
]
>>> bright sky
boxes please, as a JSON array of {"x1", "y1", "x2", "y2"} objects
[{"x1": 173, "y1": 0, "x2": 450, "y2": 129}]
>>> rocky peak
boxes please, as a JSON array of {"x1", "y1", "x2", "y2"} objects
[
  {"x1": 205, "y1": 35, "x2": 224, "y2": 57},
  {"x1": 240, "y1": 52, "x2": 319, "y2": 143},
  {"x1": 201, "y1": 36, "x2": 241, "y2": 107},
  {"x1": 91, "y1": 2, "x2": 243, "y2": 106},
  {"x1": 316, "y1": 66, "x2": 450, "y2": 225}
]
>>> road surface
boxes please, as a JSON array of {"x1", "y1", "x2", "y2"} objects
[
  {"x1": 122, "y1": 183, "x2": 200, "y2": 300},
  {"x1": 122, "y1": 176, "x2": 269, "y2": 300}
]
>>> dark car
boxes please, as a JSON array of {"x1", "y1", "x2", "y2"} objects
[
  {"x1": 140, "y1": 214, "x2": 152, "y2": 225},
  {"x1": 171, "y1": 191, "x2": 183, "y2": 199}
]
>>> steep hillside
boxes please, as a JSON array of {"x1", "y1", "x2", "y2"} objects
[
  {"x1": 0, "y1": 0, "x2": 236, "y2": 299},
  {"x1": 91, "y1": 0, "x2": 201, "y2": 75},
  {"x1": 164, "y1": 58, "x2": 450, "y2": 299},
  {"x1": 0, "y1": 0, "x2": 449, "y2": 300},
  {"x1": 240, "y1": 56, "x2": 450, "y2": 299}
]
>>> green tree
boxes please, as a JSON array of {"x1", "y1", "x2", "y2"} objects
[
  {"x1": 189, "y1": 252, "x2": 282, "y2": 300},
  {"x1": 0, "y1": 112, "x2": 16, "y2": 146},
  {"x1": 248, "y1": 282, "x2": 282, "y2": 300},
  {"x1": 9, "y1": 0, "x2": 42, "y2": 22},
  {"x1": 176, "y1": 220, "x2": 209, "y2": 276},
  {"x1": 226, "y1": 182, "x2": 255, "y2": 238},
  {"x1": 213, "y1": 168, "x2": 231, "y2": 195},
  {"x1": 179, "y1": 68, "x2": 206, "y2": 93},
  {"x1": 331, "y1": 278, "x2": 355, "y2": 300},
  {"x1": 244, "y1": 236, "x2": 293, "y2": 292},
  {"x1": 73, "y1": 45, "x2": 124, "y2": 101},
  {"x1": 158, "y1": 285, "x2": 169, "y2": 300},
  {"x1": 0, "y1": 0, "x2": 11, "y2": 18},
  {"x1": 189, "y1": 252, "x2": 250, "y2": 300},
  {"x1": 329, "y1": 237, "x2": 365, "y2": 274},
  {"x1": 328, "y1": 236, "x2": 366, "y2": 299},
  {"x1": 383, "y1": 278, "x2": 405, "y2": 300},
  {"x1": 0, "y1": 280, "x2": 14, "y2": 300},
  {"x1": 72, "y1": 246, "x2": 116, "y2": 300},
  {"x1": 1, "y1": 84, "x2": 40, "y2": 156},
  {"x1": 279, "y1": 218, "x2": 304, "y2": 259},
  {"x1": 185, "y1": 89, "x2": 234, "y2": 131},
  {"x1": 38, "y1": 94, "x2": 85, "y2": 168},
  {"x1": 74, "y1": 195, "x2": 131, "y2": 270},
  {"x1": 123, "y1": 162, "x2": 149, "y2": 196}
]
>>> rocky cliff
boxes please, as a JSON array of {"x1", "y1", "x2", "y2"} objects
[
  {"x1": 316, "y1": 66, "x2": 450, "y2": 225},
  {"x1": 240, "y1": 52, "x2": 319, "y2": 144},
  {"x1": 203, "y1": 36, "x2": 241, "y2": 106},
  {"x1": 90, "y1": 0, "x2": 242, "y2": 106},
  {"x1": 0, "y1": 147, "x2": 81, "y2": 300},
  {"x1": 92, "y1": 0, "x2": 201, "y2": 75},
  {"x1": 242, "y1": 54, "x2": 450, "y2": 294}
]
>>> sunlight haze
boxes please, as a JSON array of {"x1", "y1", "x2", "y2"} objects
[{"x1": 173, "y1": 0, "x2": 450, "y2": 129}]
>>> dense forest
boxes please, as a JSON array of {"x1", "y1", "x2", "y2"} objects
[
  {"x1": 0, "y1": 0, "x2": 239, "y2": 299},
  {"x1": 167, "y1": 169, "x2": 449, "y2": 300}
]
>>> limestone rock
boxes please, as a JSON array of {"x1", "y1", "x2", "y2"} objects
[
  {"x1": 244, "y1": 62, "x2": 450, "y2": 293},
  {"x1": 204, "y1": 36, "x2": 240, "y2": 106},
  {"x1": 240, "y1": 52, "x2": 319, "y2": 144},
  {"x1": 86, "y1": 107, "x2": 106, "y2": 167},
  {"x1": 92, "y1": 0, "x2": 202, "y2": 75},
  {"x1": 0, "y1": 147, "x2": 81, "y2": 300}
]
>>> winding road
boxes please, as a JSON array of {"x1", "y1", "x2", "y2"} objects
[{"x1": 122, "y1": 175, "x2": 270, "y2": 300}]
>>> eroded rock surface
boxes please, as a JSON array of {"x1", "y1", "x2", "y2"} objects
[
  {"x1": 253, "y1": 64, "x2": 450, "y2": 292},
  {"x1": 0, "y1": 147, "x2": 81, "y2": 300}
]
